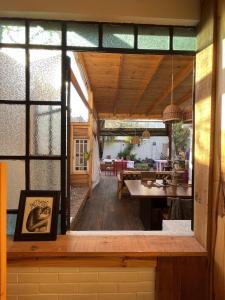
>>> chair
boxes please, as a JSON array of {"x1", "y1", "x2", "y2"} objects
[
  {"x1": 105, "y1": 162, "x2": 114, "y2": 176},
  {"x1": 141, "y1": 171, "x2": 156, "y2": 182},
  {"x1": 117, "y1": 171, "x2": 141, "y2": 199},
  {"x1": 167, "y1": 197, "x2": 193, "y2": 220},
  {"x1": 114, "y1": 161, "x2": 128, "y2": 175}
]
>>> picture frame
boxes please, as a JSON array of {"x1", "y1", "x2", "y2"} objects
[{"x1": 14, "y1": 190, "x2": 60, "y2": 241}]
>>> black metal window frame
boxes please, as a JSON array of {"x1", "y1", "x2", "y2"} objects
[{"x1": 0, "y1": 18, "x2": 196, "y2": 234}]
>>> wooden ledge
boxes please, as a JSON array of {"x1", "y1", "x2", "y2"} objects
[{"x1": 7, "y1": 235, "x2": 207, "y2": 261}]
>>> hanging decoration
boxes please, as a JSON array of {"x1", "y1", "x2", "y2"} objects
[
  {"x1": 162, "y1": 55, "x2": 182, "y2": 123},
  {"x1": 182, "y1": 106, "x2": 192, "y2": 123},
  {"x1": 142, "y1": 129, "x2": 151, "y2": 139},
  {"x1": 131, "y1": 135, "x2": 140, "y2": 145},
  {"x1": 131, "y1": 127, "x2": 140, "y2": 144}
]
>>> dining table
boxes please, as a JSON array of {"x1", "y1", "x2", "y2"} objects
[{"x1": 125, "y1": 179, "x2": 192, "y2": 230}]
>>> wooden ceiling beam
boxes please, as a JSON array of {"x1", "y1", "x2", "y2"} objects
[
  {"x1": 174, "y1": 89, "x2": 193, "y2": 106},
  {"x1": 98, "y1": 113, "x2": 162, "y2": 120},
  {"x1": 73, "y1": 52, "x2": 92, "y2": 91},
  {"x1": 130, "y1": 56, "x2": 164, "y2": 114},
  {"x1": 146, "y1": 61, "x2": 193, "y2": 114},
  {"x1": 113, "y1": 54, "x2": 124, "y2": 114},
  {"x1": 100, "y1": 128, "x2": 167, "y2": 137},
  {"x1": 70, "y1": 69, "x2": 92, "y2": 113}
]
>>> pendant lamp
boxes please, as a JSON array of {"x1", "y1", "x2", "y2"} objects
[
  {"x1": 131, "y1": 128, "x2": 140, "y2": 144},
  {"x1": 142, "y1": 129, "x2": 151, "y2": 139},
  {"x1": 162, "y1": 55, "x2": 182, "y2": 123},
  {"x1": 131, "y1": 135, "x2": 140, "y2": 145},
  {"x1": 183, "y1": 106, "x2": 192, "y2": 123}
]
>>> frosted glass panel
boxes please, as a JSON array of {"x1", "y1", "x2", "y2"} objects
[
  {"x1": 67, "y1": 23, "x2": 98, "y2": 47},
  {"x1": 173, "y1": 27, "x2": 196, "y2": 51},
  {"x1": 30, "y1": 160, "x2": 61, "y2": 190},
  {"x1": 0, "y1": 105, "x2": 25, "y2": 155},
  {"x1": 0, "y1": 160, "x2": 25, "y2": 209},
  {"x1": 103, "y1": 24, "x2": 134, "y2": 49},
  {"x1": 30, "y1": 105, "x2": 61, "y2": 155},
  {"x1": 138, "y1": 26, "x2": 170, "y2": 50},
  {"x1": 30, "y1": 50, "x2": 62, "y2": 101},
  {"x1": 0, "y1": 48, "x2": 25, "y2": 100},
  {"x1": 30, "y1": 21, "x2": 62, "y2": 45},
  {"x1": 0, "y1": 20, "x2": 25, "y2": 44}
]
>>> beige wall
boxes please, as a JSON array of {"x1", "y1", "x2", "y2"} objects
[
  {"x1": 0, "y1": 0, "x2": 200, "y2": 26},
  {"x1": 7, "y1": 266, "x2": 155, "y2": 300}
]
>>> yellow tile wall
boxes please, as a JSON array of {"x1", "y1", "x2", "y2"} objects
[{"x1": 7, "y1": 266, "x2": 155, "y2": 300}]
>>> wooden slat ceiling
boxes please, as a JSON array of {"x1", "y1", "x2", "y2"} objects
[{"x1": 77, "y1": 52, "x2": 194, "y2": 120}]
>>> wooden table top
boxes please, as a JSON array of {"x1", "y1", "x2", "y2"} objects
[{"x1": 125, "y1": 180, "x2": 192, "y2": 198}]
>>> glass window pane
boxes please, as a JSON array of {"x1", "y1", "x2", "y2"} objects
[
  {"x1": 0, "y1": 160, "x2": 25, "y2": 209},
  {"x1": 29, "y1": 21, "x2": 62, "y2": 45},
  {"x1": 0, "y1": 20, "x2": 25, "y2": 44},
  {"x1": 103, "y1": 24, "x2": 134, "y2": 49},
  {"x1": 30, "y1": 160, "x2": 61, "y2": 190},
  {"x1": 30, "y1": 105, "x2": 61, "y2": 156},
  {"x1": 30, "y1": 49, "x2": 62, "y2": 101},
  {"x1": 173, "y1": 27, "x2": 196, "y2": 51},
  {"x1": 0, "y1": 105, "x2": 25, "y2": 155},
  {"x1": 138, "y1": 26, "x2": 170, "y2": 50},
  {"x1": 67, "y1": 23, "x2": 98, "y2": 47},
  {"x1": 0, "y1": 48, "x2": 25, "y2": 100}
]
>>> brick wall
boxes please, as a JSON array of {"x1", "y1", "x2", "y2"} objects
[{"x1": 7, "y1": 266, "x2": 155, "y2": 300}]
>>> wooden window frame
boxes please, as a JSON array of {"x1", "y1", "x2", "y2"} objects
[{"x1": 73, "y1": 138, "x2": 89, "y2": 174}]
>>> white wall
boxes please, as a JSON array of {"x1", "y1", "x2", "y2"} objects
[
  {"x1": 0, "y1": 0, "x2": 200, "y2": 26},
  {"x1": 92, "y1": 136, "x2": 101, "y2": 189},
  {"x1": 103, "y1": 137, "x2": 169, "y2": 161}
]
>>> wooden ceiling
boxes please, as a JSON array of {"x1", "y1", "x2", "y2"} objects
[{"x1": 76, "y1": 52, "x2": 194, "y2": 120}]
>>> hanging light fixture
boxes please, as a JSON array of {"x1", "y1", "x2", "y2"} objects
[
  {"x1": 131, "y1": 135, "x2": 140, "y2": 145},
  {"x1": 162, "y1": 55, "x2": 182, "y2": 123},
  {"x1": 183, "y1": 106, "x2": 192, "y2": 123},
  {"x1": 142, "y1": 129, "x2": 151, "y2": 139},
  {"x1": 131, "y1": 127, "x2": 140, "y2": 145}
]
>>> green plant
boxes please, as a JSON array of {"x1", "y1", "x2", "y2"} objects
[
  {"x1": 117, "y1": 143, "x2": 136, "y2": 160},
  {"x1": 84, "y1": 150, "x2": 92, "y2": 161},
  {"x1": 172, "y1": 122, "x2": 190, "y2": 156}
]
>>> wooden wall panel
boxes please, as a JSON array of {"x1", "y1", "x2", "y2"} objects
[
  {"x1": 194, "y1": 0, "x2": 215, "y2": 249},
  {"x1": 211, "y1": 0, "x2": 225, "y2": 299},
  {"x1": 156, "y1": 257, "x2": 209, "y2": 300},
  {"x1": 0, "y1": 163, "x2": 6, "y2": 300},
  {"x1": 88, "y1": 91, "x2": 94, "y2": 190},
  {"x1": 71, "y1": 123, "x2": 89, "y2": 139},
  {"x1": 71, "y1": 174, "x2": 89, "y2": 185}
]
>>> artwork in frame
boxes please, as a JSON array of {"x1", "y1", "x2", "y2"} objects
[{"x1": 14, "y1": 190, "x2": 60, "y2": 241}]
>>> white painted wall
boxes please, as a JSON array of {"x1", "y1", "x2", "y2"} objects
[
  {"x1": 103, "y1": 136, "x2": 169, "y2": 161},
  {"x1": 0, "y1": 0, "x2": 200, "y2": 26},
  {"x1": 92, "y1": 136, "x2": 101, "y2": 188}
]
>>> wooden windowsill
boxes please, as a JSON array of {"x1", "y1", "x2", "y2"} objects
[{"x1": 7, "y1": 235, "x2": 207, "y2": 260}]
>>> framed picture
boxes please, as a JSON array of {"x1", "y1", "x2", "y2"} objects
[{"x1": 14, "y1": 190, "x2": 60, "y2": 241}]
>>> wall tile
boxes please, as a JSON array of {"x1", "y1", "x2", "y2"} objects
[{"x1": 18, "y1": 273, "x2": 58, "y2": 283}]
